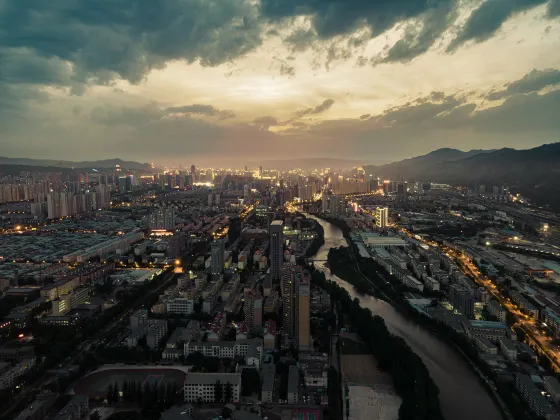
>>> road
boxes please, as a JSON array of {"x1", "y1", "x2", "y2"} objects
[
  {"x1": 404, "y1": 229, "x2": 560, "y2": 372},
  {"x1": 1, "y1": 239, "x2": 212, "y2": 418}
]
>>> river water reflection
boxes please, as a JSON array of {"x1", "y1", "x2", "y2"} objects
[{"x1": 308, "y1": 215, "x2": 502, "y2": 420}]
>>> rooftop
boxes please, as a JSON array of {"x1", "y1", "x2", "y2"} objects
[
  {"x1": 184, "y1": 372, "x2": 241, "y2": 386},
  {"x1": 469, "y1": 320, "x2": 508, "y2": 330}
]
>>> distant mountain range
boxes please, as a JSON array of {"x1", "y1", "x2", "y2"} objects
[
  {"x1": 0, "y1": 157, "x2": 154, "y2": 171},
  {"x1": 365, "y1": 143, "x2": 560, "y2": 209}
]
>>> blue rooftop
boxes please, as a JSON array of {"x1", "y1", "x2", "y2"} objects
[{"x1": 470, "y1": 320, "x2": 508, "y2": 329}]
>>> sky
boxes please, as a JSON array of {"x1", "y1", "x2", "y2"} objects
[{"x1": 1, "y1": 0, "x2": 560, "y2": 167}]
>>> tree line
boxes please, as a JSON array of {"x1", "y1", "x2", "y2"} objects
[{"x1": 310, "y1": 269, "x2": 444, "y2": 420}]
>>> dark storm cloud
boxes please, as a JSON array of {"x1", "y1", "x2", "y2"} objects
[
  {"x1": 294, "y1": 99, "x2": 335, "y2": 118},
  {"x1": 0, "y1": 0, "x2": 262, "y2": 88},
  {"x1": 486, "y1": 68, "x2": 560, "y2": 100},
  {"x1": 91, "y1": 104, "x2": 163, "y2": 126},
  {"x1": 471, "y1": 89, "x2": 560, "y2": 132},
  {"x1": 90, "y1": 103, "x2": 236, "y2": 127},
  {"x1": 447, "y1": 0, "x2": 548, "y2": 52},
  {"x1": 378, "y1": 1, "x2": 457, "y2": 64},
  {"x1": 550, "y1": 0, "x2": 560, "y2": 16},
  {"x1": 165, "y1": 104, "x2": 236, "y2": 120},
  {"x1": 261, "y1": 0, "x2": 453, "y2": 39}
]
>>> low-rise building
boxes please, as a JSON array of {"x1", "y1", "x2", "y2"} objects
[
  {"x1": 486, "y1": 300, "x2": 506, "y2": 323},
  {"x1": 261, "y1": 363, "x2": 275, "y2": 404},
  {"x1": 287, "y1": 365, "x2": 299, "y2": 404},
  {"x1": 544, "y1": 376, "x2": 560, "y2": 405},
  {"x1": 51, "y1": 395, "x2": 89, "y2": 420},
  {"x1": 515, "y1": 374, "x2": 558, "y2": 419},
  {"x1": 166, "y1": 298, "x2": 194, "y2": 315},
  {"x1": 498, "y1": 338, "x2": 517, "y2": 361},
  {"x1": 183, "y1": 372, "x2": 241, "y2": 403},
  {"x1": 184, "y1": 339, "x2": 263, "y2": 367},
  {"x1": 474, "y1": 337, "x2": 498, "y2": 355}
]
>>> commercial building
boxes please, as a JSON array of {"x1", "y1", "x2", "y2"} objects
[
  {"x1": 449, "y1": 284, "x2": 474, "y2": 318},
  {"x1": 486, "y1": 300, "x2": 506, "y2": 323},
  {"x1": 499, "y1": 338, "x2": 518, "y2": 361},
  {"x1": 184, "y1": 339, "x2": 263, "y2": 368},
  {"x1": 150, "y1": 206, "x2": 176, "y2": 231},
  {"x1": 51, "y1": 287, "x2": 89, "y2": 316},
  {"x1": 51, "y1": 395, "x2": 89, "y2": 420},
  {"x1": 515, "y1": 374, "x2": 558, "y2": 419},
  {"x1": 464, "y1": 320, "x2": 513, "y2": 341},
  {"x1": 287, "y1": 365, "x2": 299, "y2": 404},
  {"x1": 375, "y1": 207, "x2": 389, "y2": 228},
  {"x1": 474, "y1": 337, "x2": 498, "y2": 355},
  {"x1": 183, "y1": 373, "x2": 241, "y2": 403},
  {"x1": 211, "y1": 239, "x2": 225, "y2": 275},
  {"x1": 130, "y1": 309, "x2": 148, "y2": 331},
  {"x1": 543, "y1": 376, "x2": 560, "y2": 404},
  {"x1": 167, "y1": 298, "x2": 195, "y2": 315},
  {"x1": 282, "y1": 265, "x2": 311, "y2": 350},
  {"x1": 0, "y1": 359, "x2": 36, "y2": 390},
  {"x1": 296, "y1": 274, "x2": 311, "y2": 352},
  {"x1": 244, "y1": 289, "x2": 263, "y2": 330},
  {"x1": 261, "y1": 363, "x2": 275, "y2": 404},
  {"x1": 270, "y1": 220, "x2": 284, "y2": 280}
]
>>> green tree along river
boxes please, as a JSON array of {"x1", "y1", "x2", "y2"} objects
[{"x1": 308, "y1": 215, "x2": 502, "y2": 420}]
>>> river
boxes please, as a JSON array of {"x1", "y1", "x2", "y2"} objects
[{"x1": 309, "y1": 215, "x2": 502, "y2": 420}]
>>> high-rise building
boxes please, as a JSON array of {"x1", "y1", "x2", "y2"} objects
[
  {"x1": 450, "y1": 284, "x2": 474, "y2": 318},
  {"x1": 150, "y1": 206, "x2": 176, "y2": 231},
  {"x1": 321, "y1": 190, "x2": 329, "y2": 213},
  {"x1": 269, "y1": 220, "x2": 284, "y2": 280},
  {"x1": 168, "y1": 233, "x2": 187, "y2": 259},
  {"x1": 329, "y1": 195, "x2": 342, "y2": 216},
  {"x1": 375, "y1": 207, "x2": 389, "y2": 228},
  {"x1": 296, "y1": 274, "x2": 310, "y2": 352},
  {"x1": 396, "y1": 182, "x2": 408, "y2": 206},
  {"x1": 47, "y1": 192, "x2": 61, "y2": 219},
  {"x1": 118, "y1": 175, "x2": 133, "y2": 193},
  {"x1": 281, "y1": 265, "x2": 310, "y2": 351},
  {"x1": 211, "y1": 239, "x2": 225, "y2": 275},
  {"x1": 281, "y1": 265, "x2": 300, "y2": 338},
  {"x1": 190, "y1": 165, "x2": 196, "y2": 184},
  {"x1": 244, "y1": 289, "x2": 263, "y2": 330},
  {"x1": 208, "y1": 193, "x2": 213, "y2": 206}
]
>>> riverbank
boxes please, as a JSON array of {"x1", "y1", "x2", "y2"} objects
[
  {"x1": 310, "y1": 268, "x2": 444, "y2": 420},
  {"x1": 306, "y1": 215, "x2": 504, "y2": 420},
  {"x1": 326, "y1": 238, "x2": 515, "y2": 420}
]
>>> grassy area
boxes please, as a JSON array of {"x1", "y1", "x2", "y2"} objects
[{"x1": 340, "y1": 338, "x2": 371, "y2": 355}]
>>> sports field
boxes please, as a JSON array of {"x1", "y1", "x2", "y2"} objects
[
  {"x1": 340, "y1": 336, "x2": 401, "y2": 420},
  {"x1": 74, "y1": 367, "x2": 186, "y2": 398}
]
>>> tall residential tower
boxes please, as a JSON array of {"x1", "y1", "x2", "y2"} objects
[{"x1": 270, "y1": 220, "x2": 284, "y2": 280}]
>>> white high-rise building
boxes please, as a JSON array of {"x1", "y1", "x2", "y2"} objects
[
  {"x1": 376, "y1": 207, "x2": 389, "y2": 228},
  {"x1": 47, "y1": 192, "x2": 61, "y2": 219},
  {"x1": 211, "y1": 239, "x2": 225, "y2": 275}
]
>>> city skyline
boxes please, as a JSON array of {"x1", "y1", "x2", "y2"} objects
[{"x1": 1, "y1": 1, "x2": 559, "y2": 165}]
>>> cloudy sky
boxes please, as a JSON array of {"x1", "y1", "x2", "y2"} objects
[{"x1": 1, "y1": 0, "x2": 560, "y2": 166}]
